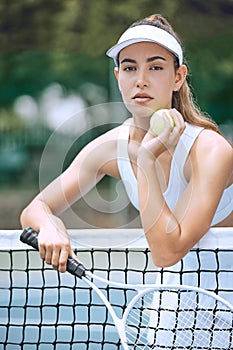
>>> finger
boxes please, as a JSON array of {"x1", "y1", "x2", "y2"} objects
[
  {"x1": 51, "y1": 246, "x2": 62, "y2": 270},
  {"x1": 163, "y1": 113, "x2": 174, "y2": 132},
  {"x1": 58, "y1": 248, "x2": 69, "y2": 273},
  {"x1": 38, "y1": 240, "x2": 53, "y2": 265},
  {"x1": 170, "y1": 109, "x2": 184, "y2": 124},
  {"x1": 44, "y1": 244, "x2": 53, "y2": 265},
  {"x1": 38, "y1": 242, "x2": 46, "y2": 260},
  {"x1": 70, "y1": 250, "x2": 83, "y2": 264},
  {"x1": 170, "y1": 110, "x2": 185, "y2": 134}
]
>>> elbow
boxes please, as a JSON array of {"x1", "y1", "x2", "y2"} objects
[
  {"x1": 146, "y1": 222, "x2": 186, "y2": 268},
  {"x1": 20, "y1": 205, "x2": 30, "y2": 227},
  {"x1": 20, "y1": 205, "x2": 40, "y2": 233},
  {"x1": 150, "y1": 247, "x2": 184, "y2": 268},
  {"x1": 20, "y1": 201, "x2": 36, "y2": 228},
  {"x1": 152, "y1": 256, "x2": 180, "y2": 268}
]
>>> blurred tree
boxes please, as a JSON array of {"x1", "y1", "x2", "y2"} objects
[
  {"x1": 0, "y1": 0, "x2": 64, "y2": 105},
  {"x1": 0, "y1": 0, "x2": 232, "y2": 121},
  {"x1": 0, "y1": 0, "x2": 64, "y2": 51},
  {"x1": 187, "y1": 34, "x2": 233, "y2": 122}
]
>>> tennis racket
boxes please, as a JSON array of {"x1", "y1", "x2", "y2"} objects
[{"x1": 20, "y1": 227, "x2": 233, "y2": 349}]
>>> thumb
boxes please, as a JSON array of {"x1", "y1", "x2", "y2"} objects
[{"x1": 70, "y1": 249, "x2": 84, "y2": 265}]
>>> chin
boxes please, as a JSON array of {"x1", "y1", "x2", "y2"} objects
[{"x1": 125, "y1": 102, "x2": 154, "y2": 118}]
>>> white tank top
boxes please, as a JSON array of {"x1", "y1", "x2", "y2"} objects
[{"x1": 117, "y1": 119, "x2": 233, "y2": 226}]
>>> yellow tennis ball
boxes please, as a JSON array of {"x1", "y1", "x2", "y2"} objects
[{"x1": 149, "y1": 109, "x2": 174, "y2": 136}]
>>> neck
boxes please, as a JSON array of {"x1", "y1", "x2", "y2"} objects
[{"x1": 130, "y1": 116, "x2": 150, "y2": 143}]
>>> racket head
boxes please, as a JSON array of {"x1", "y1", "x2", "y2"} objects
[{"x1": 122, "y1": 284, "x2": 233, "y2": 349}]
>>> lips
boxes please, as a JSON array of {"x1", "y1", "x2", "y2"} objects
[{"x1": 132, "y1": 93, "x2": 153, "y2": 102}]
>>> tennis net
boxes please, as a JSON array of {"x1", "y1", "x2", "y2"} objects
[{"x1": 0, "y1": 227, "x2": 233, "y2": 349}]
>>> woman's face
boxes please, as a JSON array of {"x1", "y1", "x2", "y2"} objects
[{"x1": 114, "y1": 41, "x2": 186, "y2": 118}]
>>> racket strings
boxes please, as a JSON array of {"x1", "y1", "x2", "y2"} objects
[{"x1": 125, "y1": 289, "x2": 233, "y2": 349}]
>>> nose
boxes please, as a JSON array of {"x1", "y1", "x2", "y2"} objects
[
  {"x1": 136, "y1": 70, "x2": 149, "y2": 88},
  {"x1": 136, "y1": 80, "x2": 149, "y2": 88}
]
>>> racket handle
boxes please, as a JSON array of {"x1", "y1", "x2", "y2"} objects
[{"x1": 20, "y1": 227, "x2": 86, "y2": 278}]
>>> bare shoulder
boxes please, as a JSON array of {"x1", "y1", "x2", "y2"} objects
[
  {"x1": 191, "y1": 129, "x2": 233, "y2": 185},
  {"x1": 77, "y1": 124, "x2": 121, "y2": 153},
  {"x1": 70, "y1": 124, "x2": 123, "y2": 178},
  {"x1": 95, "y1": 124, "x2": 122, "y2": 144},
  {"x1": 192, "y1": 129, "x2": 232, "y2": 158}
]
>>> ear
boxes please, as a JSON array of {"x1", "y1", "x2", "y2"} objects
[
  {"x1": 114, "y1": 67, "x2": 122, "y2": 93},
  {"x1": 173, "y1": 65, "x2": 187, "y2": 92},
  {"x1": 114, "y1": 67, "x2": 119, "y2": 80}
]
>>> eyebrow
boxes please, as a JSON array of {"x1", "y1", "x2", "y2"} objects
[{"x1": 120, "y1": 56, "x2": 166, "y2": 65}]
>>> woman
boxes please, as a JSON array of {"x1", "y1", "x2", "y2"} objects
[{"x1": 20, "y1": 14, "x2": 233, "y2": 272}]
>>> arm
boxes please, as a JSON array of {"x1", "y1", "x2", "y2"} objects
[
  {"x1": 138, "y1": 115, "x2": 233, "y2": 267},
  {"x1": 20, "y1": 129, "x2": 119, "y2": 271}
]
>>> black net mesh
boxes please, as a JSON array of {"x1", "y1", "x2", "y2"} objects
[{"x1": 0, "y1": 246, "x2": 233, "y2": 349}]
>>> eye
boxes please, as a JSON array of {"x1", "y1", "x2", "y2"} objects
[
  {"x1": 150, "y1": 65, "x2": 163, "y2": 71},
  {"x1": 122, "y1": 66, "x2": 137, "y2": 71},
  {"x1": 121, "y1": 64, "x2": 137, "y2": 72}
]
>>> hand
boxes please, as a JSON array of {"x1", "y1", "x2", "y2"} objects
[
  {"x1": 37, "y1": 216, "x2": 77, "y2": 272},
  {"x1": 141, "y1": 109, "x2": 186, "y2": 158}
]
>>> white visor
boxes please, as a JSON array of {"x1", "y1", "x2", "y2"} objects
[{"x1": 106, "y1": 25, "x2": 183, "y2": 66}]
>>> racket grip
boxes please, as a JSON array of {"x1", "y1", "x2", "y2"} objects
[
  {"x1": 20, "y1": 227, "x2": 86, "y2": 278},
  {"x1": 20, "y1": 226, "x2": 39, "y2": 250}
]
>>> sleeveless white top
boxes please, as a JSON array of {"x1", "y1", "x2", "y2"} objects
[{"x1": 117, "y1": 119, "x2": 233, "y2": 226}]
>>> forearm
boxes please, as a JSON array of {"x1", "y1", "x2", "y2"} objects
[
  {"x1": 137, "y1": 151, "x2": 184, "y2": 267},
  {"x1": 20, "y1": 195, "x2": 64, "y2": 232},
  {"x1": 20, "y1": 194, "x2": 78, "y2": 273},
  {"x1": 20, "y1": 168, "x2": 83, "y2": 231}
]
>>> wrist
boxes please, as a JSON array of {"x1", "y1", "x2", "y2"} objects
[
  {"x1": 138, "y1": 140, "x2": 164, "y2": 162},
  {"x1": 138, "y1": 147, "x2": 154, "y2": 162},
  {"x1": 39, "y1": 215, "x2": 65, "y2": 232}
]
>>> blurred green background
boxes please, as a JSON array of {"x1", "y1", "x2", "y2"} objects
[{"x1": 0, "y1": 0, "x2": 232, "y2": 229}]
